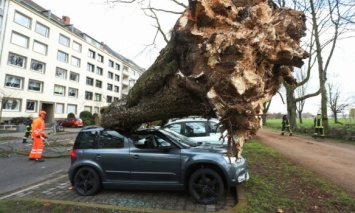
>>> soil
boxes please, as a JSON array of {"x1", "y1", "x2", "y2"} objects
[{"x1": 253, "y1": 128, "x2": 355, "y2": 197}]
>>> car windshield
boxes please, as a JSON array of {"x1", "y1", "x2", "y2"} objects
[{"x1": 161, "y1": 128, "x2": 197, "y2": 148}]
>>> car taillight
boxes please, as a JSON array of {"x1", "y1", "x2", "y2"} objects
[{"x1": 70, "y1": 149, "x2": 77, "y2": 159}]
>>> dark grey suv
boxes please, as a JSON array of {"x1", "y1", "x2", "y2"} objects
[{"x1": 68, "y1": 126, "x2": 249, "y2": 204}]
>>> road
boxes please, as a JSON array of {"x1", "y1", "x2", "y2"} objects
[
  {"x1": 0, "y1": 130, "x2": 78, "y2": 196},
  {"x1": 254, "y1": 128, "x2": 355, "y2": 196}
]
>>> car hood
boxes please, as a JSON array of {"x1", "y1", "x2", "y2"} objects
[{"x1": 189, "y1": 145, "x2": 227, "y2": 154}]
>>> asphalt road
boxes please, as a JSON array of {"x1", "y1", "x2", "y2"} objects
[{"x1": 0, "y1": 129, "x2": 79, "y2": 196}]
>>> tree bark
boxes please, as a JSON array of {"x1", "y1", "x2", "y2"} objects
[{"x1": 102, "y1": 0, "x2": 309, "y2": 158}]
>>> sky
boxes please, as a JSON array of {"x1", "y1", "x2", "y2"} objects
[{"x1": 31, "y1": 0, "x2": 355, "y2": 115}]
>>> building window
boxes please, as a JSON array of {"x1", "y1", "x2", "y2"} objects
[
  {"x1": 68, "y1": 88, "x2": 78, "y2": 97},
  {"x1": 108, "y1": 60, "x2": 114, "y2": 68},
  {"x1": 67, "y1": 104, "x2": 77, "y2": 114},
  {"x1": 11, "y1": 32, "x2": 29, "y2": 48},
  {"x1": 30, "y1": 60, "x2": 45, "y2": 73},
  {"x1": 5, "y1": 75, "x2": 23, "y2": 89},
  {"x1": 86, "y1": 77, "x2": 94, "y2": 86},
  {"x1": 59, "y1": 34, "x2": 70, "y2": 46},
  {"x1": 14, "y1": 12, "x2": 31, "y2": 28},
  {"x1": 88, "y1": 49, "x2": 95, "y2": 59},
  {"x1": 115, "y1": 63, "x2": 120, "y2": 70},
  {"x1": 8, "y1": 53, "x2": 26, "y2": 68},
  {"x1": 96, "y1": 67, "x2": 103, "y2": 75},
  {"x1": 84, "y1": 106, "x2": 92, "y2": 112},
  {"x1": 26, "y1": 100, "x2": 37, "y2": 112},
  {"x1": 95, "y1": 80, "x2": 102, "y2": 88},
  {"x1": 55, "y1": 67, "x2": 67, "y2": 79},
  {"x1": 33, "y1": 41, "x2": 47, "y2": 55},
  {"x1": 107, "y1": 96, "x2": 112, "y2": 103},
  {"x1": 72, "y1": 41, "x2": 82, "y2": 52},
  {"x1": 28, "y1": 80, "x2": 43, "y2": 92},
  {"x1": 97, "y1": 54, "x2": 104, "y2": 63},
  {"x1": 2, "y1": 99, "x2": 21, "y2": 111},
  {"x1": 54, "y1": 85, "x2": 65, "y2": 96},
  {"x1": 115, "y1": 74, "x2": 120, "y2": 81},
  {"x1": 71, "y1": 56, "x2": 81, "y2": 67},
  {"x1": 56, "y1": 103, "x2": 64, "y2": 114},
  {"x1": 69, "y1": 72, "x2": 79, "y2": 82},
  {"x1": 87, "y1": 63, "x2": 94, "y2": 72},
  {"x1": 114, "y1": 86, "x2": 119, "y2": 93},
  {"x1": 94, "y1": 107, "x2": 99, "y2": 114},
  {"x1": 108, "y1": 71, "x2": 113, "y2": 79},
  {"x1": 57, "y1": 51, "x2": 68, "y2": 62},
  {"x1": 107, "y1": 83, "x2": 113, "y2": 91},
  {"x1": 85, "y1": 91, "x2": 93, "y2": 100},
  {"x1": 95, "y1": 93, "x2": 102, "y2": 101},
  {"x1": 35, "y1": 22, "x2": 49, "y2": 37}
]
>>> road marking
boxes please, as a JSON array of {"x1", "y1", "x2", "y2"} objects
[{"x1": 0, "y1": 171, "x2": 67, "y2": 200}]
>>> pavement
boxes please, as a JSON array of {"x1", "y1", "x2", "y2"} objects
[{"x1": 0, "y1": 128, "x2": 247, "y2": 212}]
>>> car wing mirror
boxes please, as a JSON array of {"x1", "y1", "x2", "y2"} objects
[{"x1": 159, "y1": 141, "x2": 172, "y2": 151}]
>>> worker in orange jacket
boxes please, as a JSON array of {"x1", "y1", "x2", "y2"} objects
[{"x1": 29, "y1": 111, "x2": 48, "y2": 162}]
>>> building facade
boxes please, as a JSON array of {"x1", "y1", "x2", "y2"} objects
[{"x1": 0, "y1": 0, "x2": 144, "y2": 124}]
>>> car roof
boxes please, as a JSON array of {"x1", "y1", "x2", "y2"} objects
[{"x1": 167, "y1": 117, "x2": 219, "y2": 124}]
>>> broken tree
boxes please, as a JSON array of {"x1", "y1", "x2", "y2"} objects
[{"x1": 101, "y1": 0, "x2": 309, "y2": 158}]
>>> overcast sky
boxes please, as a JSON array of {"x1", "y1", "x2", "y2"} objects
[{"x1": 31, "y1": 0, "x2": 355, "y2": 115}]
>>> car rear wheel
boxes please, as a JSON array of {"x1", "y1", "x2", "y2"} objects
[
  {"x1": 188, "y1": 168, "x2": 224, "y2": 204},
  {"x1": 73, "y1": 167, "x2": 101, "y2": 196}
]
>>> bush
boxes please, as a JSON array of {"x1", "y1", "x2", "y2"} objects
[
  {"x1": 67, "y1": 113, "x2": 75, "y2": 119},
  {"x1": 10, "y1": 117, "x2": 26, "y2": 125},
  {"x1": 80, "y1": 111, "x2": 93, "y2": 126},
  {"x1": 92, "y1": 113, "x2": 100, "y2": 125}
]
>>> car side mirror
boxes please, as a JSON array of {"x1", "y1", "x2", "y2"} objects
[{"x1": 159, "y1": 141, "x2": 172, "y2": 151}]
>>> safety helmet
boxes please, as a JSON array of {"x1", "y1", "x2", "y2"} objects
[{"x1": 39, "y1": 111, "x2": 46, "y2": 116}]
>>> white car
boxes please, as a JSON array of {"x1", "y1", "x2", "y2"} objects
[{"x1": 163, "y1": 117, "x2": 227, "y2": 145}]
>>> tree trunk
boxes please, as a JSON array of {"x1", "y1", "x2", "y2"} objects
[{"x1": 102, "y1": 0, "x2": 309, "y2": 158}]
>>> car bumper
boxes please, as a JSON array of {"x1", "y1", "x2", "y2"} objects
[{"x1": 226, "y1": 156, "x2": 250, "y2": 186}]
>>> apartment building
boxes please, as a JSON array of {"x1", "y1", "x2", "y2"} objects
[{"x1": 0, "y1": 0, "x2": 145, "y2": 124}]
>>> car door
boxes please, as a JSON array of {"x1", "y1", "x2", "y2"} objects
[
  {"x1": 129, "y1": 133, "x2": 181, "y2": 184},
  {"x1": 93, "y1": 130, "x2": 131, "y2": 181}
]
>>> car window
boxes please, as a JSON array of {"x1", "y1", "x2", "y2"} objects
[
  {"x1": 74, "y1": 131, "x2": 96, "y2": 149},
  {"x1": 132, "y1": 134, "x2": 159, "y2": 149},
  {"x1": 98, "y1": 130, "x2": 125, "y2": 149},
  {"x1": 165, "y1": 123, "x2": 182, "y2": 134},
  {"x1": 185, "y1": 122, "x2": 206, "y2": 137},
  {"x1": 209, "y1": 121, "x2": 220, "y2": 133},
  {"x1": 162, "y1": 129, "x2": 197, "y2": 147}
]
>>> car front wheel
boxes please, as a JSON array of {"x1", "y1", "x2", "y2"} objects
[
  {"x1": 73, "y1": 167, "x2": 101, "y2": 196},
  {"x1": 188, "y1": 168, "x2": 224, "y2": 204}
]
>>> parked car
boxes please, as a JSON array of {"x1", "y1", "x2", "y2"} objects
[
  {"x1": 68, "y1": 126, "x2": 249, "y2": 204},
  {"x1": 60, "y1": 118, "x2": 83, "y2": 127},
  {"x1": 163, "y1": 117, "x2": 227, "y2": 145}
]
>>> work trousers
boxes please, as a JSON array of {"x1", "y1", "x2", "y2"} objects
[{"x1": 29, "y1": 137, "x2": 44, "y2": 159}]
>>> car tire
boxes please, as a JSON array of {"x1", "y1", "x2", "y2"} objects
[
  {"x1": 73, "y1": 167, "x2": 101, "y2": 196},
  {"x1": 188, "y1": 168, "x2": 224, "y2": 204}
]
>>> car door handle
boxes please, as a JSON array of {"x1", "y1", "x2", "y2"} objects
[
  {"x1": 132, "y1": 155, "x2": 139, "y2": 159},
  {"x1": 95, "y1": 154, "x2": 101, "y2": 159}
]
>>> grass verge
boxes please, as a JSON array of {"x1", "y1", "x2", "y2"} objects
[{"x1": 239, "y1": 139, "x2": 355, "y2": 212}]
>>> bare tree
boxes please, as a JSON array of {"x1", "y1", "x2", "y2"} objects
[{"x1": 327, "y1": 82, "x2": 354, "y2": 124}]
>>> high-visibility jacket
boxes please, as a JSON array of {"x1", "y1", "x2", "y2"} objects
[
  {"x1": 31, "y1": 117, "x2": 46, "y2": 138},
  {"x1": 24, "y1": 118, "x2": 32, "y2": 133},
  {"x1": 314, "y1": 115, "x2": 323, "y2": 128}
]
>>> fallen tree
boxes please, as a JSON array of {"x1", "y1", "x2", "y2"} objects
[{"x1": 101, "y1": 0, "x2": 309, "y2": 158}]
